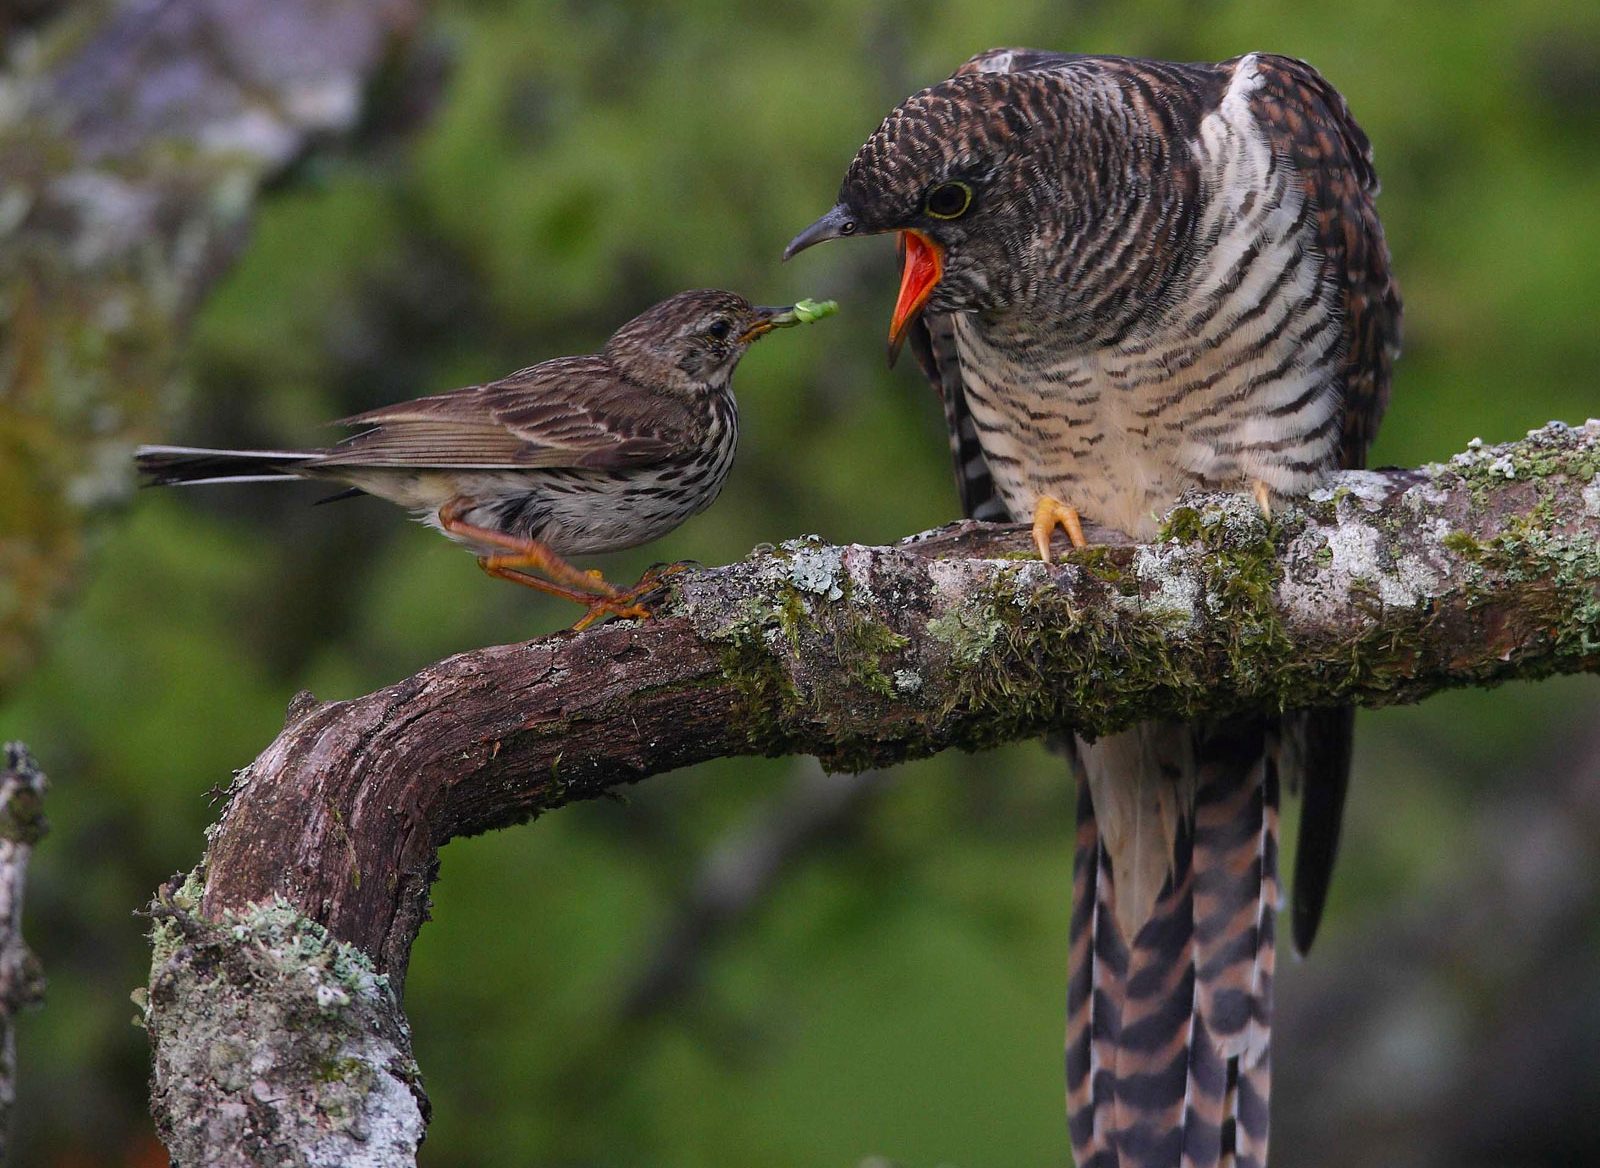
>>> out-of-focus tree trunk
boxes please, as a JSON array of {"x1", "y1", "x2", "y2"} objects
[
  {"x1": 0, "y1": 743, "x2": 46, "y2": 1165},
  {"x1": 0, "y1": 0, "x2": 426, "y2": 689}
]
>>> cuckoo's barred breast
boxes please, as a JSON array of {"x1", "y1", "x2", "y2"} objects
[{"x1": 946, "y1": 54, "x2": 1364, "y2": 540}]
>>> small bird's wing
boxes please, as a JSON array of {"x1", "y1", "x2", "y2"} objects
[
  {"x1": 1246, "y1": 54, "x2": 1403, "y2": 955},
  {"x1": 325, "y1": 357, "x2": 693, "y2": 471}
]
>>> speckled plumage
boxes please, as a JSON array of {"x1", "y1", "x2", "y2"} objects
[
  {"x1": 137, "y1": 291, "x2": 787, "y2": 618},
  {"x1": 790, "y1": 49, "x2": 1400, "y2": 1168}
]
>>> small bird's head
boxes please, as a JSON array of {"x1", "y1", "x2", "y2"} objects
[
  {"x1": 785, "y1": 72, "x2": 1056, "y2": 362},
  {"x1": 606, "y1": 290, "x2": 823, "y2": 393}
]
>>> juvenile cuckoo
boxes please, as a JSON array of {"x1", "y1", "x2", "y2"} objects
[{"x1": 787, "y1": 50, "x2": 1401, "y2": 1167}]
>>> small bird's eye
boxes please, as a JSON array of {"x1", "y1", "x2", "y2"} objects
[
  {"x1": 707, "y1": 319, "x2": 732, "y2": 341},
  {"x1": 925, "y1": 181, "x2": 973, "y2": 220},
  {"x1": 840, "y1": 220, "x2": 857, "y2": 235}
]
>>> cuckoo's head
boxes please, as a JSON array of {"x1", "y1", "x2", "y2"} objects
[
  {"x1": 785, "y1": 72, "x2": 1058, "y2": 362},
  {"x1": 606, "y1": 290, "x2": 817, "y2": 393}
]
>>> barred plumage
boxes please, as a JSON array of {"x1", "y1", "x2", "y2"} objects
[
  {"x1": 138, "y1": 290, "x2": 807, "y2": 625},
  {"x1": 789, "y1": 48, "x2": 1400, "y2": 1168}
]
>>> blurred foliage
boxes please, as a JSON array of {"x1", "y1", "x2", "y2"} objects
[{"x1": 2, "y1": 0, "x2": 1600, "y2": 1165}]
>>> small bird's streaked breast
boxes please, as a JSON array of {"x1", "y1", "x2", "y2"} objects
[{"x1": 423, "y1": 395, "x2": 740, "y2": 558}]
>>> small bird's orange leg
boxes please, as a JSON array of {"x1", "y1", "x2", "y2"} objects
[
  {"x1": 1032, "y1": 495, "x2": 1088, "y2": 564},
  {"x1": 479, "y1": 562, "x2": 650, "y2": 629},
  {"x1": 438, "y1": 499, "x2": 618, "y2": 596},
  {"x1": 1251, "y1": 479, "x2": 1273, "y2": 521},
  {"x1": 478, "y1": 562, "x2": 607, "y2": 605}
]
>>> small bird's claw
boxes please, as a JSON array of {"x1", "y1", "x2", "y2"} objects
[
  {"x1": 640, "y1": 560, "x2": 692, "y2": 580},
  {"x1": 571, "y1": 598, "x2": 653, "y2": 632},
  {"x1": 569, "y1": 562, "x2": 693, "y2": 630}
]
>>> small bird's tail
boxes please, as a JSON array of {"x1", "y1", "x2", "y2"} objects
[
  {"x1": 1067, "y1": 724, "x2": 1278, "y2": 1168},
  {"x1": 135, "y1": 445, "x2": 315, "y2": 486}
]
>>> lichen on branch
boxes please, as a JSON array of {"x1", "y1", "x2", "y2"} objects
[{"x1": 144, "y1": 873, "x2": 426, "y2": 1168}]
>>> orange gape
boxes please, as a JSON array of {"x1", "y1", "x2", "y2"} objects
[{"x1": 888, "y1": 229, "x2": 943, "y2": 361}]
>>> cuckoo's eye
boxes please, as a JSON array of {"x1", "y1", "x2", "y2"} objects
[
  {"x1": 925, "y1": 181, "x2": 974, "y2": 220},
  {"x1": 706, "y1": 319, "x2": 732, "y2": 341}
]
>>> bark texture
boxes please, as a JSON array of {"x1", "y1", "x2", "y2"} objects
[
  {"x1": 145, "y1": 421, "x2": 1600, "y2": 1166},
  {"x1": 0, "y1": 0, "x2": 424, "y2": 686}
]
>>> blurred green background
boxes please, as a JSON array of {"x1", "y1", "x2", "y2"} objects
[{"x1": 5, "y1": 1, "x2": 1600, "y2": 1165}]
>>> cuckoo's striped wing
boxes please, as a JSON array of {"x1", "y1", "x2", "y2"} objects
[
  {"x1": 1245, "y1": 54, "x2": 1401, "y2": 473},
  {"x1": 1247, "y1": 54, "x2": 1402, "y2": 955}
]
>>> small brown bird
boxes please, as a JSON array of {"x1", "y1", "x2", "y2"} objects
[
  {"x1": 138, "y1": 290, "x2": 831, "y2": 628},
  {"x1": 788, "y1": 50, "x2": 1399, "y2": 1168}
]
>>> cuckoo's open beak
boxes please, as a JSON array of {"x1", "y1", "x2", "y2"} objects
[
  {"x1": 887, "y1": 229, "x2": 943, "y2": 367},
  {"x1": 783, "y1": 204, "x2": 857, "y2": 261}
]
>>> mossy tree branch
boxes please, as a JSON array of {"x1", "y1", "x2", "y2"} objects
[{"x1": 146, "y1": 421, "x2": 1600, "y2": 1166}]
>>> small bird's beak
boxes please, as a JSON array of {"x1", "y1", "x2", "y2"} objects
[
  {"x1": 738, "y1": 298, "x2": 839, "y2": 343},
  {"x1": 783, "y1": 204, "x2": 857, "y2": 261},
  {"x1": 737, "y1": 305, "x2": 803, "y2": 343},
  {"x1": 887, "y1": 229, "x2": 943, "y2": 367}
]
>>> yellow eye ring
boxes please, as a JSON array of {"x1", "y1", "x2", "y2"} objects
[{"x1": 925, "y1": 181, "x2": 973, "y2": 220}]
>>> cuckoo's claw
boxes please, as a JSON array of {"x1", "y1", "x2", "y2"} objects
[
  {"x1": 1252, "y1": 480, "x2": 1273, "y2": 521},
  {"x1": 1032, "y1": 495, "x2": 1088, "y2": 563}
]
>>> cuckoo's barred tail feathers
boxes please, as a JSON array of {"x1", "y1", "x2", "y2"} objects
[
  {"x1": 1068, "y1": 726, "x2": 1279, "y2": 1168},
  {"x1": 135, "y1": 445, "x2": 316, "y2": 487}
]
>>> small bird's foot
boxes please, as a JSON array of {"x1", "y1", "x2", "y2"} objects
[
  {"x1": 1032, "y1": 495, "x2": 1087, "y2": 563},
  {"x1": 571, "y1": 595, "x2": 652, "y2": 632},
  {"x1": 442, "y1": 497, "x2": 683, "y2": 628},
  {"x1": 634, "y1": 560, "x2": 692, "y2": 589},
  {"x1": 569, "y1": 562, "x2": 693, "y2": 630},
  {"x1": 1251, "y1": 480, "x2": 1273, "y2": 521},
  {"x1": 479, "y1": 560, "x2": 647, "y2": 630}
]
